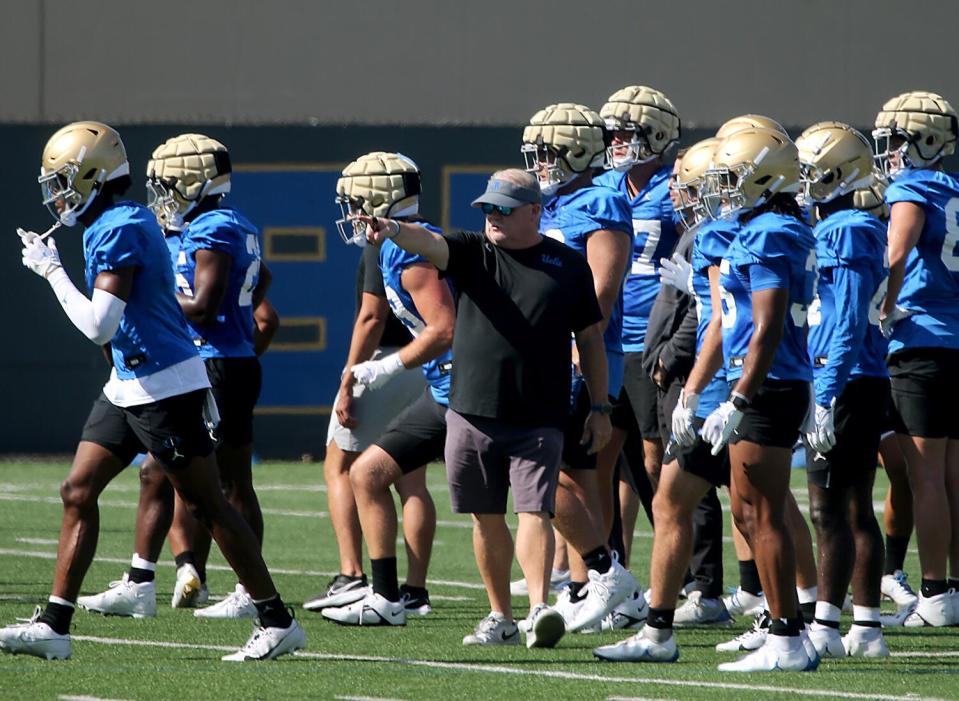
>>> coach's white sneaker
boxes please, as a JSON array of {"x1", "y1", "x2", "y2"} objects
[
  {"x1": 510, "y1": 568, "x2": 571, "y2": 596},
  {"x1": 77, "y1": 574, "x2": 156, "y2": 618},
  {"x1": 881, "y1": 570, "x2": 918, "y2": 613},
  {"x1": 321, "y1": 592, "x2": 406, "y2": 626},
  {"x1": 723, "y1": 587, "x2": 765, "y2": 618},
  {"x1": 716, "y1": 611, "x2": 769, "y2": 652},
  {"x1": 673, "y1": 591, "x2": 732, "y2": 626},
  {"x1": 463, "y1": 613, "x2": 519, "y2": 645},
  {"x1": 222, "y1": 616, "x2": 306, "y2": 661},
  {"x1": 807, "y1": 621, "x2": 845, "y2": 658},
  {"x1": 194, "y1": 583, "x2": 257, "y2": 619},
  {"x1": 842, "y1": 625, "x2": 889, "y2": 658},
  {"x1": 524, "y1": 604, "x2": 565, "y2": 649},
  {"x1": 172, "y1": 564, "x2": 207, "y2": 609},
  {"x1": 303, "y1": 575, "x2": 370, "y2": 611},
  {"x1": 567, "y1": 557, "x2": 637, "y2": 633},
  {"x1": 718, "y1": 635, "x2": 811, "y2": 672},
  {"x1": 903, "y1": 591, "x2": 956, "y2": 627},
  {"x1": 600, "y1": 587, "x2": 649, "y2": 631},
  {"x1": 593, "y1": 625, "x2": 679, "y2": 663},
  {"x1": 0, "y1": 608, "x2": 71, "y2": 660}
]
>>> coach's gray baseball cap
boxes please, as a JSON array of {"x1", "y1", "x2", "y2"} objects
[{"x1": 471, "y1": 177, "x2": 541, "y2": 208}]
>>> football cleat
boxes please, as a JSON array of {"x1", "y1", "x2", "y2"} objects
[
  {"x1": 510, "y1": 568, "x2": 571, "y2": 596},
  {"x1": 303, "y1": 574, "x2": 370, "y2": 611},
  {"x1": 523, "y1": 604, "x2": 565, "y2": 649},
  {"x1": 902, "y1": 591, "x2": 957, "y2": 627},
  {"x1": 873, "y1": 91, "x2": 958, "y2": 177},
  {"x1": 398, "y1": 585, "x2": 432, "y2": 616},
  {"x1": 334, "y1": 152, "x2": 421, "y2": 245},
  {"x1": 462, "y1": 614, "x2": 520, "y2": 646},
  {"x1": 77, "y1": 573, "x2": 156, "y2": 618},
  {"x1": 194, "y1": 583, "x2": 257, "y2": 619},
  {"x1": 592, "y1": 625, "x2": 679, "y2": 663},
  {"x1": 881, "y1": 570, "x2": 919, "y2": 612},
  {"x1": 717, "y1": 636, "x2": 811, "y2": 672},
  {"x1": 221, "y1": 615, "x2": 306, "y2": 662},
  {"x1": 807, "y1": 621, "x2": 845, "y2": 658},
  {"x1": 521, "y1": 103, "x2": 607, "y2": 195},
  {"x1": 599, "y1": 85, "x2": 681, "y2": 172},
  {"x1": 716, "y1": 611, "x2": 770, "y2": 652},
  {"x1": 600, "y1": 587, "x2": 649, "y2": 631},
  {"x1": 146, "y1": 133, "x2": 231, "y2": 232},
  {"x1": 842, "y1": 625, "x2": 890, "y2": 658},
  {"x1": 0, "y1": 607, "x2": 71, "y2": 660},
  {"x1": 172, "y1": 564, "x2": 207, "y2": 609},
  {"x1": 673, "y1": 591, "x2": 732, "y2": 627},
  {"x1": 723, "y1": 587, "x2": 766, "y2": 618},
  {"x1": 565, "y1": 556, "x2": 637, "y2": 633},
  {"x1": 321, "y1": 592, "x2": 406, "y2": 626}
]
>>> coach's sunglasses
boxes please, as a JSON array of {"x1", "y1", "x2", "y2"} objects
[{"x1": 480, "y1": 203, "x2": 515, "y2": 216}]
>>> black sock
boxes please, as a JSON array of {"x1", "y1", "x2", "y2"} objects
[
  {"x1": 174, "y1": 551, "x2": 195, "y2": 569},
  {"x1": 948, "y1": 578, "x2": 959, "y2": 591},
  {"x1": 814, "y1": 617, "x2": 840, "y2": 629},
  {"x1": 884, "y1": 535, "x2": 910, "y2": 575},
  {"x1": 371, "y1": 557, "x2": 400, "y2": 602},
  {"x1": 799, "y1": 601, "x2": 815, "y2": 624},
  {"x1": 582, "y1": 546, "x2": 612, "y2": 574},
  {"x1": 738, "y1": 560, "x2": 763, "y2": 597},
  {"x1": 853, "y1": 619, "x2": 881, "y2": 628},
  {"x1": 921, "y1": 578, "x2": 948, "y2": 597},
  {"x1": 399, "y1": 584, "x2": 427, "y2": 598},
  {"x1": 568, "y1": 581, "x2": 588, "y2": 602},
  {"x1": 38, "y1": 602, "x2": 73, "y2": 635},
  {"x1": 127, "y1": 567, "x2": 155, "y2": 584},
  {"x1": 253, "y1": 595, "x2": 293, "y2": 628},
  {"x1": 646, "y1": 607, "x2": 675, "y2": 630},
  {"x1": 769, "y1": 616, "x2": 802, "y2": 636}
]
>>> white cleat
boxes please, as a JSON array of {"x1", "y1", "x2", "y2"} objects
[
  {"x1": 221, "y1": 617, "x2": 306, "y2": 661},
  {"x1": 77, "y1": 573, "x2": 156, "y2": 618},
  {"x1": 0, "y1": 607, "x2": 71, "y2": 660},
  {"x1": 523, "y1": 603, "x2": 565, "y2": 649},
  {"x1": 673, "y1": 591, "x2": 732, "y2": 626},
  {"x1": 800, "y1": 628, "x2": 821, "y2": 671},
  {"x1": 303, "y1": 575, "x2": 370, "y2": 611},
  {"x1": 716, "y1": 612, "x2": 769, "y2": 652},
  {"x1": 881, "y1": 570, "x2": 918, "y2": 612},
  {"x1": 566, "y1": 557, "x2": 637, "y2": 633},
  {"x1": 842, "y1": 625, "x2": 890, "y2": 658},
  {"x1": 807, "y1": 622, "x2": 845, "y2": 659},
  {"x1": 723, "y1": 587, "x2": 766, "y2": 618},
  {"x1": 600, "y1": 588, "x2": 649, "y2": 631},
  {"x1": 321, "y1": 592, "x2": 406, "y2": 626},
  {"x1": 902, "y1": 591, "x2": 956, "y2": 627},
  {"x1": 194, "y1": 583, "x2": 257, "y2": 619},
  {"x1": 718, "y1": 636, "x2": 811, "y2": 672},
  {"x1": 510, "y1": 568, "x2": 571, "y2": 596},
  {"x1": 172, "y1": 564, "x2": 207, "y2": 609},
  {"x1": 463, "y1": 614, "x2": 519, "y2": 645},
  {"x1": 593, "y1": 625, "x2": 679, "y2": 663},
  {"x1": 553, "y1": 585, "x2": 586, "y2": 630}
]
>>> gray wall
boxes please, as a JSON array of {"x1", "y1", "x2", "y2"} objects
[{"x1": 2, "y1": 0, "x2": 957, "y2": 129}]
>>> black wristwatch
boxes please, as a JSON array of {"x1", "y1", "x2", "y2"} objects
[
  {"x1": 730, "y1": 391, "x2": 751, "y2": 412},
  {"x1": 590, "y1": 403, "x2": 614, "y2": 415}
]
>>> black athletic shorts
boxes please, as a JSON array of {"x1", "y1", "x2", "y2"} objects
[
  {"x1": 888, "y1": 347, "x2": 959, "y2": 439},
  {"x1": 80, "y1": 390, "x2": 214, "y2": 470},
  {"x1": 616, "y1": 352, "x2": 660, "y2": 439},
  {"x1": 562, "y1": 384, "x2": 619, "y2": 471},
  {"x1": 880, "y1": 380, "x2": 897, "y2": 439},
  {"x1": 664, "y1": 417, "x2": 731, "y2": 487},
  {"x1": 206, "y1": 356, "x2": 262, "y2": 446},
  {"x1": 730, "y1": 379, "x2": 809, "y2": 449},
  {"x1": 374, "y1": 387, "x2": 447, "y2": 473},
  {"x1": 807, "y1": 376, "x2": 888, "y2": 489}
]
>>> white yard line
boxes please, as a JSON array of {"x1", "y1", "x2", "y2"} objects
[
  {"x1": 16, "y1": 537, "x2": 58, "y2": 545},
  {"x1": 58, "y1": 695, "x2": 132, "y2": 701},
  {"x1": 335, "y1": 696, "x2": 408, "y2": 701},
  {"x1": 68, "y1": 635, "x2": 952, "y2": 701},
  {"x1": 890, "y1": 650, "x2": 959, "y2": 658}
]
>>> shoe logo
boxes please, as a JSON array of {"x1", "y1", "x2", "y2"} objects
[{"x1": 500, "y1": 630, "x2": 513, "y2": 641}]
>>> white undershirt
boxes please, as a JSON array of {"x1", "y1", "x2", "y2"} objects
[{"x1": 103, "y1": 355, "x2": 210, "y2": 408}]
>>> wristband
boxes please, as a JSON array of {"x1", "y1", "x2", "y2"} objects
[
  {"x1": 590, "y1": 403, "x2": 614, "y2": 415},
  {"x1": 730, "y1": 391, "x2": 751, "y2": 412}
]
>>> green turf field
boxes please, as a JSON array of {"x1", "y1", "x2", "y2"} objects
[{"x1": 0, "y1": 460, "x2": 955, "y2": 700}]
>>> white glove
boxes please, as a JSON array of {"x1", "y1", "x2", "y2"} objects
[
  {"x1": 880, "y1": 306, "x2": 912, "y2": 339},
  {"x1": 17, "y1": 227, "x2": 40, "y2": 245},
  {"x1": 671, "y1": 389, "x2": 700, "y2": 447},
  {"x1": 701, "y1": 401, "x2": 744, "y2": 456},
  {"x1": 659, "y1": 252, "x2": 694, "y2": 295},
  {"x1": 805, "y1": 398, "x2": 836, "y2": 455},
  {"x1": 22, "y1": 236, "x2": 62, "y2": 279},
  {"x1": 350, "y1": 352, "x2": 405, "y2": 390}
]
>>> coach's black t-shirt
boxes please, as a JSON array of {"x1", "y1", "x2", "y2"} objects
[
  {"x1": 441, "y1": 230, "x2": 602, "y2": 428},
  {"x1": 356, "y1": 244, "x2": 412, "y2": 348}
]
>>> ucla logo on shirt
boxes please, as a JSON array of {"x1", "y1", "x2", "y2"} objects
[{"x1": 541, "y1": 254, "x2": 562, "y2": 267}]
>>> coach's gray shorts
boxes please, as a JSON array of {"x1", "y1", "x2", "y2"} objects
[
  {"x1": 444, "y1": 409, "x2": 563, "y2": 515},
  {"x1": 326, "y1": 348, "x2": 427, "y2": 453}
]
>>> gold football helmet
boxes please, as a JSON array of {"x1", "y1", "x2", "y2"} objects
[
  {"x1": 715, "y1": 114, "x2": 788, "y2": 140},
  {"x1": 702, "y1": 128, "x2": 800, "y2": 220},
  {"x1": 599, "y1": 85, "x2": 681, "y2": 171},
  {"x1": 853, "y1": 171, "x2": 890, "y2": 221},
  {"x1": 39, "y1": 121, "x2": 130, "y2": 227},
  {"x1": 521, "y1": 103, "x2": 606, "y2": 195},
  {"x1": 873, "y1": 91, "x2": 958, "y2": 177},
  {"x1": 795, "y1": 122, "x2": 874, "y2": 205},
  {"x1": 335, "y1": 152, "x2": 421, "y2": 244},
  {"x1": 673, "y1": 138, "x2": 720, "y2": 231},
  {"x1": 145, "y1": 133, "x2": 232, "y2": 231}
]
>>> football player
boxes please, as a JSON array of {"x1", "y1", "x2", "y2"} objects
[
  {"x1": 698, "y1": 127, "x2": 819, "y2": 672},
  {"x1": 795, "y1": 122, "x2": 890, "y2": 657},
  {"x1": 873, "y1": 91, "x2": 959, "y2": 626},
  {"x1": 320, "y1": 152, "x2": 452, "y2": 627},
  {"x1": 521, "y1": 103, "x2": 641, "y2": 633},
  {"x1": 0, "y1": 122, "x2": 303, "y2": 661}
]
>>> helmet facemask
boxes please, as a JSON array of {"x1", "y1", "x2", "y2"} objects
[
  {"x1": 872, "y1": 126, "x2": 918, "y2": 179},
  {"x1": 605, "y1": 123, "x2": 658, "y2": 172},
  {"x1": 673, "y1": 174, "x2": 711, "y2": 231},
  {"x1": 334, "y1": 195, "x2": 371, "y2": 247},
  {"x1": 521, "y1": 142, "x2": 576, "y2": 196}
]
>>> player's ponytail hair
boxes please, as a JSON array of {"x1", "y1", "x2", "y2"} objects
[{"x1": 739, "y1": 192, "x2": 803, "y2": 223}]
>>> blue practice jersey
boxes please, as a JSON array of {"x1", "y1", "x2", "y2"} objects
[
  {"x1": 884, "y1": 169, "x2": 959, "y2": 354},
  {"x1": 540, "y1": 184, "x2": 633, "y2": 396},
  {"x1": 379, "y1": 223, "x2": 453, "y2": 406},
  {"x1": 174, "y1": 208, "x2": 261, "y2": 358},
  {"x1": 595, "y1": 165, "x2": 680, "y2": 353},
  {"x1": 807, "y1": 209, "x2": 888, "y2": 407},
  {"x1": 719, "y1": 212, "x2": 816, "y2": 383},
  {"x1": 83, "y1": 202, "x2": 198, "y2": 381},
  {"x1": 691, "y1": 219, "x2": 739, "y2": 418}
]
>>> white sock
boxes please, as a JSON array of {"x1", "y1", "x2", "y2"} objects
[
  {"x1": 814, "y1": 601, "x2": 841, "y2": 623},
  {"x1": 130, "y1": 553, "x2": 156, "y2": 571},
  {"x1": 797, "y1": 585, "x2": 818, "y2": 604},
  {"x1": 852, "y1": 606, "x2": 881, "y2": 624}
]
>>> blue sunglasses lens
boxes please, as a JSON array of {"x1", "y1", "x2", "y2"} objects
[{"x1": 481, "y1": 203, "x2": 514, "y2": 216}]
